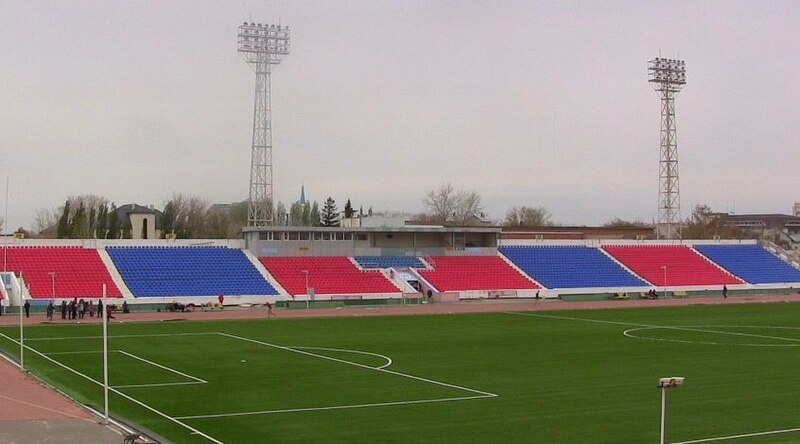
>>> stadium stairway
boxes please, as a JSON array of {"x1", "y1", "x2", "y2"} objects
[
  {"x1": 259, "y1": 256, "x2": 402, "y2": 298},
  {"x1": 349, "y1": 257, "x2": 421, "y2": 293},
  {"x1": 693, "y1": 244, "x2": 800, "y2": 285},
  {"x1": 108, "y1": 246, "x2": 279, "y2": 299},
  {"x1": 497, "y1": 253, "x2": 545, "y2": 290},
  {"x1": 602, "y1": 244, "x2": 743, "y2": 287},
  {"x1": 97, "y1": 248, "x2": 134, "y2": 299},
  {"x1": 1, "y1": 246, "x2": 123, "y2": 299},
  {"x1": 499, "y1": 245, "x2": 648, "y2": 290},
  {"x1": 242, "y1": 249, "x2": 291, "y2": 298},
  {"x1": 417, "y1": 255, "x2": 540, "y2": 297}
]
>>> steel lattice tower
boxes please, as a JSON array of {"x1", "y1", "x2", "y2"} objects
[
  {"x1": 238, "y1": 21, "x2": 290, "y2": 226},
  {"x1": 648, "y1": 57, "x2": 686, "y2": 240}
]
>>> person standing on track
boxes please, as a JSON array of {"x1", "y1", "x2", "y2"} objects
[
  {"x1": 23, "y1": 300, "x2": 30, "y2": 318},
  {"x1": 723, "y1": 285, "x2": 728, "y2": 299},
  {"x1": 46, "y1": 300, "x2": 54, "y2": 321}
]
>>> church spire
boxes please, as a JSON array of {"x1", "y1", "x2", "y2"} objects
[{"x1": 299, "y1": 184, "x2": 307, "y2": 206}]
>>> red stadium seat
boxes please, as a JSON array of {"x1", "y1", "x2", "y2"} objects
[
  {"x1": 2, "y1": 246, "x2": 122, "y2": 298},
  {"x1": 260, "y1": 256, "x2": 399, "y2": 296},
  {"x1": 418, "y1": 255, "x2": 539, "y2": 292},
  {"x1": 602, "y1": 245, "x2": 742, "y2": 286}
]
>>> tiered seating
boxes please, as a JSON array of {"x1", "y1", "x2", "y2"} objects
[
  {"x1": 1, "y1": 246, "x2": 122, "y2": 298},
  {"x1": 602, "y1": 245, "x2": 742, "y2": 286},
  {"x1": 108, "y1": 246, "x2": 277, "y2": 297},
  {"x1": 499, "y1": 245, "x2": 647, "y2": 288},
  {"x1": 354, "y1": 256, "x2": 425, "y2": 269},
  {"x1": 694, "y1": 244, "x2": 800, "y2": 284},
  {"x1": 417, "y1": 255, "x2": 538, "y2": 292},
  {"x1": 260, "y1": 256, "x2": 399, "y2": 296}
]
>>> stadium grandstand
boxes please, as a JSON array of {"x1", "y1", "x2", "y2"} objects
[
  {"x1": 694, "y1": 244, "x2": 800, "y2": 284},
  {"x1": 107, "y1": 246, "x2": 279, "y2": 298},
  {"x1": 602, "y1": 244, "x2": 743, "y2": 287},
  {"x1": 0, "y1": 246, "x2": 121, "y2": 299},
  {"x1": 499, "y1": 245, "x2": 648, "y2": 289},
  {"x1": 1, "y1": 233, "x2": 800, "y2": 308}
]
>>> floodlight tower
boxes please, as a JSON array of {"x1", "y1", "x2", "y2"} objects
[
  {"x1": 648, "y1": 57, "x2": 686, "y2": 239},
  {"x1": 238, "y1": 21, "x2": 291, "y2": 226}
]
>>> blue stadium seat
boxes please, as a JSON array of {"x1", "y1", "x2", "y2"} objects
[
  {"x1": 693, "y1": 244, "x2": 800, "y2": 284},
  {"x1": 499, "y1": 245, "x2": 648, "y2": 289},
  {"x1": 107, "y1": 246, "x2": 278, "y2": 297},
  {"x1": 353, "y1": 256, "x2": 425, "y2": 268}
]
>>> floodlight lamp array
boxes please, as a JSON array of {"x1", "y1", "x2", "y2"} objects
[
  {"x1": 657, "y1": 377, "x2": 685, "y2": 388},
  {"x1": 238, "y1": 22, "x2": 291, "y2": 57},
  {"x1": 648, "y1": 58, "x2": 686, "y2": 87}
]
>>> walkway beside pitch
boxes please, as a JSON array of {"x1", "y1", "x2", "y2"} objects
[{"x1": 0, "y1": 357, "x2": 125, "y2": 443}]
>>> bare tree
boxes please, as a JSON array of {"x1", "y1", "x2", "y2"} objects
[
  {"x1": 453, "y1": 190, "x2": 484, "y2": 224},
  {"x1": 505, "y1": 206, "x2": 552, "y2": 227},
  {"x1": 423, "y1": 183, "x2": 457, "y2": 224},
  {"x1": 162, "y1": 194, "x2": 210, "y2": 238},
  {"x1": 603, "y1": 218, "x2": 649, "y2": 228},
  {"x1": 423, "y1": 183, "x2": 484, "y2": 224},
  {"x1": 683, "y1": 204, "x2": 739, "y2": 239}
]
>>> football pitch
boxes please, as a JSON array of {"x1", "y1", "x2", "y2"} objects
[{"x1": 2, "y1": 302, "x2": 800, "y2": 443}]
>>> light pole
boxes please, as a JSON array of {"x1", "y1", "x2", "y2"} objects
[
  {"x1": 661, "y1": 265, "x2": 667, "y2": 298},
  {"x1": 48, "y1": 272, "x2": 55, "y2": 299},
  {"x1": 301, "y1": 270, "x2": 309, "y2": 309},
  {"x1": 657, "y1": 377, "x2": 685, "y2": 444},
  {"x1": 237, "y1": 21, "x2": 291, "y2": 226},
  {"x1": 648, "y1": 57, "x2": 687, "y2": 239}
]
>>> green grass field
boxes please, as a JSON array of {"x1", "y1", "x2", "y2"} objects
[{"x1": 3, "y1": 303, "x2": 800, "y2": 443}]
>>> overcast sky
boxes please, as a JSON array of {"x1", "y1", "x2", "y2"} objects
[{"x1": 2, "y1": 0, "x2": 799, "y2": 230}]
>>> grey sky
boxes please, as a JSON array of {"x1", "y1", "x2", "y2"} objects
[{"x1": 2, "y1": 0, "x2": 799, "y2": 231}]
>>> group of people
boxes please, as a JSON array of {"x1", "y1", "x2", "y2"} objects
[
  {"x1": 44, "y1": 298, "x2": 118, "y2": 321},
  {"x1": 643, "y1": 289, "x2": 660, "y2": 299}
]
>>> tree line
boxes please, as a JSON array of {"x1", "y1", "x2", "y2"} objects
[{"x1": 27, "y1": 187, "x2": 742, "y2": 241}]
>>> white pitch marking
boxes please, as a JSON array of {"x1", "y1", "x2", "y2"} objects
[
  {"x1": 20, "y1": 332, "x2": 216, "y2": 342},
  {"x1": 175, "y1": 394, "x2": 493, "y2": 420},
  {"x1": 113, "y1": 381, "x2": 206, "y2": 389},
  {"x1": 117, "y1": 350, "x2": 207, "y2": 384},
  {"x1": 43, "y1": 350, "x2": 104, "y2": 355},
  {"x1": 671, "y1": 426, "x2": 800, "y2": 443},
  {"x1": 288, "y1": 346, "x2": 393, "y2": 369},
  {"x1": 624, "y1": 326, "x2": 800, "y2": 347},
  {"x1": 0, "y1": 332, "x2": 222, "y2": 444},
  {"x1": 217, "y1": 332, "x2": 497, "y2": 398},
  {"x1": 505, "y1": 311, "x2": 652, "y2": 327},
  {"x1": 507, "y1": 311, "x2": 800, "y2": 346}
]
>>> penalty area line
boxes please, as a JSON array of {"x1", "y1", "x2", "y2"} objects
[
  {"x1": 217, "y1": 332, "x2": 498, "y2": 398},
  {"x1": 176, "y1": 394, "x2": 494, "y2": 420},
  {"x1": 0, "y1": 332, "x2": 223, "y2": 444},
  {"x1": 672, "y1": 426, "x2": 800, "y2": 444}
]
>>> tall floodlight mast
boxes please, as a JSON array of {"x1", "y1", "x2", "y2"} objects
[
  {"x1": 238, "y1": 21, "x2": 291, "y2": 226},
  {"x1": 648, "y1": 57, "x2": 686, "y2": 240}
]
